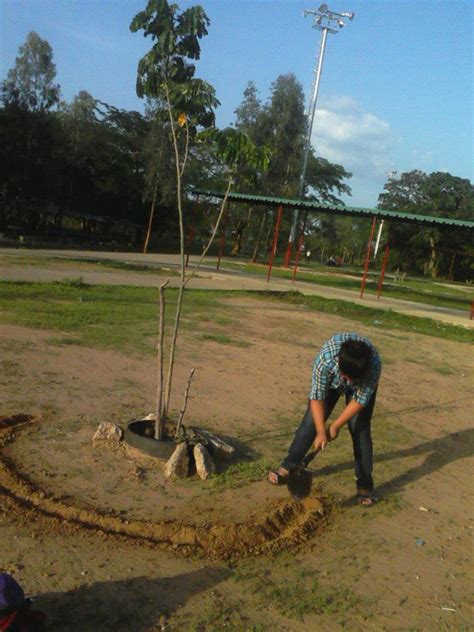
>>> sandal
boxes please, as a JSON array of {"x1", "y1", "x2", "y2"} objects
[
  {"x1": 268, "y1": 469, "x2": 289, "y2": 485},
  {"x1": 356, "y1": 490, "x2": 377, "y2": 506}
]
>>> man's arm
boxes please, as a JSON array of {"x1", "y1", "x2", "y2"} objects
[
  {"x1": 328, "y1": 399, "x2": 364, "y2": 440},
  {"x1": 309, "y1": 399, "x2": 328, "y2": 450}
]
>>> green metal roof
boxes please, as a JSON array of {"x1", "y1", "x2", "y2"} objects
[{"x1": 192, "y1": 189, "x2": 474, "y2": 230}]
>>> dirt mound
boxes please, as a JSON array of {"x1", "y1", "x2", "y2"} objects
[{"x1": 0, "y1": 417, "x2": 327, "y2": 559}]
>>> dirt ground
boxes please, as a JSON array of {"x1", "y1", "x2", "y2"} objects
[{"x1": 1, "y1": 295, "x2": 473, "y2": 631}]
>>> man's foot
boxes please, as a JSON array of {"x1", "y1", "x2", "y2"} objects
[
  {"x1": 268, "y1": 468, "x2": 289, "y2": 485},
  {"x1": 356, "y1": 489, "x2": 377, "y2": 506}
]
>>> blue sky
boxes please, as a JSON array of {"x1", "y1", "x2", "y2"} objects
[{"x1": 1, "y1": 0, "x2": 472, "y2": 207}]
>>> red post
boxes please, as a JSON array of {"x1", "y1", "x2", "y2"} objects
[
  {"x1": 216, "y1": 201, "x2": 229, "y2": 271},
  {"x1": 360, "y1": 216, "x2": 377, "y2": 298},
  {"x1": 376, "y1": 244, "x2": 390, "y2": 299},
  {"x1": 267, "y1": 205, "x2": 283, "y2": 282},
  {"x1": 292, "y1": 211, "x2": 308, "y2": 283}
]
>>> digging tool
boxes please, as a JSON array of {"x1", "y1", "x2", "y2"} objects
[{"x1": 287, "y1": 447, "x2": 322, "y2": 501}]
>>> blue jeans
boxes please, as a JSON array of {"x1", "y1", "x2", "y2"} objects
[{"x1": 281, "y1": 388, "x2": 377, "y2": 491}]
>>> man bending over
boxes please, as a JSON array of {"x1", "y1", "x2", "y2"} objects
[{"x1": 269, "y1": 332, "x2": 382, "y2": 506}]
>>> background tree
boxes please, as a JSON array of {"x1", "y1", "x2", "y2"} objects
[
  {"x1": 0, "y1": 85, "x2": 151, "y2": 234},
  {"x1": 234, "y1": 81, "x2": 261, "y2": 135},
  {"x1": 1, "y1": 31, "x2": 60, "y2": 111},
  {"x1": 141, "y1": 100, "x2": 176, "y2": 252},
  {"x1": 378, "y1": 170, "x2": 473, "y2": 279},
  {"x1": 230, "y1": 75, "x2": 352, "y2": 260}
]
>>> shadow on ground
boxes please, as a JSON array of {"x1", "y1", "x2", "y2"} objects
[
  {"x1": 311, "y1": 428, "x2": 474, "y2": 502},
  {"x1": 42, "y1": 566, "x2": 230, "y2": 631}
]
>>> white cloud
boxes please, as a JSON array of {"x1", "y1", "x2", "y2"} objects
[
  {"x1": 53, "y1": 23, "x2": 127, "y2": 56},
  {"x1": 311, "y1": 96, "x2": 394, "y2": 181}
]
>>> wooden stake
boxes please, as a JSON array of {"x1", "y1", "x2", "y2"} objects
[
  {"x1": 176, "y1": 368, "x2": 195, "y2": 437},
  {"x1": 156, "y1": 280, "x2": 169, "y2": 440}
]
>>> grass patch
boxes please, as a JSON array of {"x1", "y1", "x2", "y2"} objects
[
  {"x1": 0, "y1": 338, "x2": 36, "y2": 353},
  {"x1": 0, "y1": 254, "x2": 179, "y2": 275},
  {"x1": 222, "y1": 260, "x2": 472, "y2": 311},
  {"x1": 232, "y1": 563, "x2": 362, "y2": 620},
  {"x1": 56, "y1": 276, "x2": 87, "y2": 287},
  {"x1": 207, "y1": 459, "x2": 272, "y2": 490},
  {"x1": 48, "y1": 336, "x2": 83, "y2": 346},
  {"x1": 264, "y1": 291, "x2": 473, "y2": 345},
  {"x1": 76, "y1": 257, "x2": 179, "y2": 274},
  {"x1": 176, "y1": 595, "x2": 260, "y2": 632},
  {"x1": 0, "y1": 359, "x2": 25, "y2": 379},
  {"x1": 2, "y1": 252, "x2": 471, "y2": 309},
  {"x1": 198, "y1": 333, "x2": 250, "y2": 347},
  {"x1": 376, "y1": 493, "x2": 407, "y2": 516},
  {"x1": 431, "y1": 365, "x2": 455, "y2": 376},
  {"x1": 0, "y1": 281, "x2": 237, "y2": 355},
  {"x1": 0, "y1": 283, "x2": 471, "y2": 359}
]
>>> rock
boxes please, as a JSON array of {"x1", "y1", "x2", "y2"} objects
[
  {"x1": 93, "y1": 422, "x2": 123, "y2": 446},
  {"x1": 189, "y1": 426, "x2": 235, "y2": 459},
  {"x1": 193, "y1": 443, "x2": 215, "y2": 480},
  {"x1": 165, "y1": 443, "x2": 189, "y2": 479}
]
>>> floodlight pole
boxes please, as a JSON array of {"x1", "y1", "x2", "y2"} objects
[
  {"x1": 284, "y1": 4, "x2": 354, "y2": 268},
  {"x1": 299, "y1": 27, "x2": 328, "y2": 198}
]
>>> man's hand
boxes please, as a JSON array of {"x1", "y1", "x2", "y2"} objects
[
  {"x1": 329, "y1": 423, "x2": 340, "y2": 441},
  {"x1": 314, "y1": 430, "x2": 328, "y2": 451}
]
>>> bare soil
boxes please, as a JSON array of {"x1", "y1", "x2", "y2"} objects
[{"x1": 1, "y1": 296, "x2": 473, "y2": 631}]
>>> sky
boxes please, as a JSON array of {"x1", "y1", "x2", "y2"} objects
[{"x1": 1, "y1": 0, "x2": 473, "y2": 208}]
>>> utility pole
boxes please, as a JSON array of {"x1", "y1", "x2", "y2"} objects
[{"x1": 284, "y1": 3, "x2": 354, "y2": 267}]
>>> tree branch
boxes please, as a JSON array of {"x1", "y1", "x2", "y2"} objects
[
  {"x1": 179, "y1": 116, "x2": 190, "y2": 178},
  {"x1": 175, "y1": 367, "x2": 195, "y2": 437},
  {"x1": 184, "y1": 174, "x2": 234, "y2": 287}
]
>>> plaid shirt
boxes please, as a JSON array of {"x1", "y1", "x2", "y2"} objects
[{"x1": 309, "y1": 333, "x2": 382, "y2": 407}]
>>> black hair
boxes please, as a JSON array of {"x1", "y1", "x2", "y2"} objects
[{"x1": 338, "y1": 340, "x2": 372, "y2": 380}]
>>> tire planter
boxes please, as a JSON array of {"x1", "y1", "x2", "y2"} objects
[{"x1": 124, "y1": 419, "x2": 177, "y2": 462}]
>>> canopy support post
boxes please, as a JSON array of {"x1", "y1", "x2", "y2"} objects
[{"x1": 360, "y1": 216, "x2": 377, "y2": 298}]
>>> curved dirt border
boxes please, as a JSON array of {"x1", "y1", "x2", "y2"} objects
[{"x1": 0, "y1": 417, "x2": 327, "y2": 559}]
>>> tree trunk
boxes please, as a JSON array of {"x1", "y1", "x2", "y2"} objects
[
  {"x1": 231, "y1": 218, "x2": 246, "y2": 255},
  {"x1": 242, "y1": 207, "x2": 253, "y2": 253},
  {"x1": 251, "y1": 211, "x2": 266, "y2": 263},
  {"x1": 448, "y1": 253, "x2": 456, "y2": 281},
  {"x1": 262, "y1": 211, "x2": 273, "y2": 258},
  {"x1": 162, "y1": 86, "x2": 186, "y2": 422},
  {"x1": 427, "y1": 236, "x2": 438, "y2": 278},
  {"x1": 143, "y1": 179, "x2": 158, "y2": 254}
]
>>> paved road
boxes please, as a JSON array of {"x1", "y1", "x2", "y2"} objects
[{"x1": 1, "y1": 247, "x2": 472, "y2": 329}]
